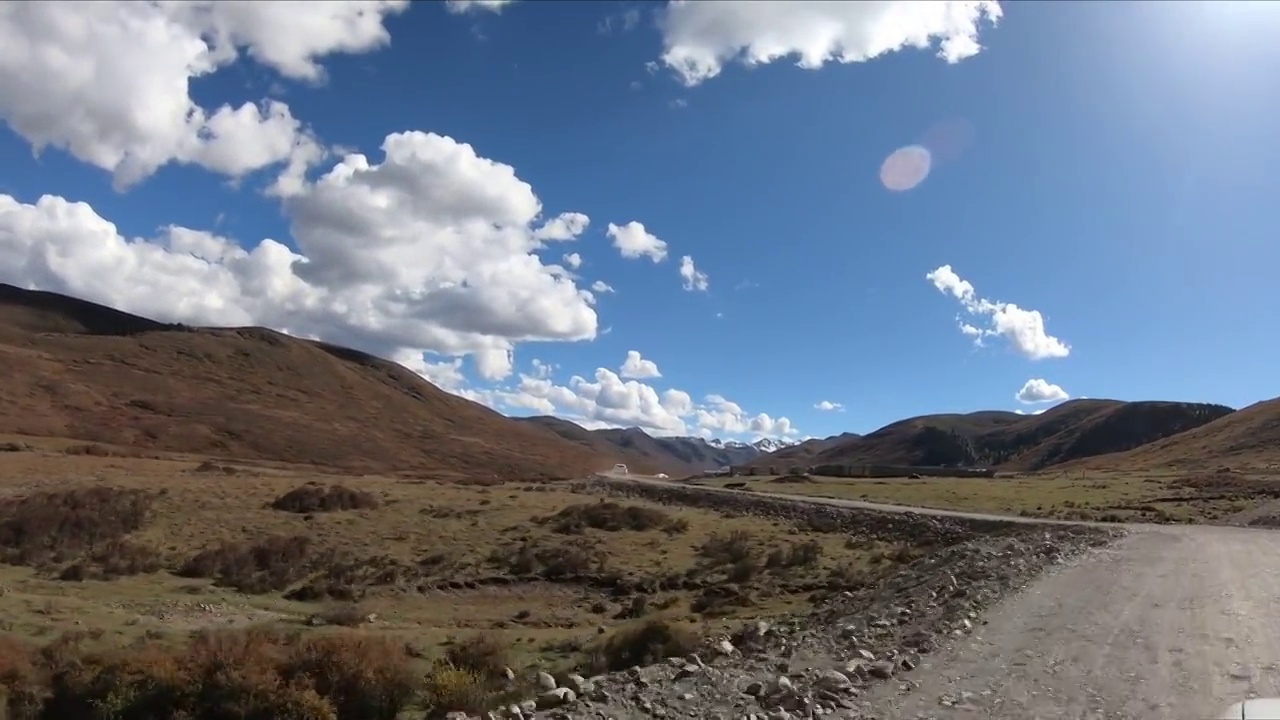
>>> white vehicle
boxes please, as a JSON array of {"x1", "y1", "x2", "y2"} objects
[
  {"x1": 656, "y1": 473, "x2": 668, "y2": 479},
  {"x1": 611, "y1": 463, "x2": 629, "y2": 475}
]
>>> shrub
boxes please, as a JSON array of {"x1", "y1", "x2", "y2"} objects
[
  {"x1": 443, "y1": 633, "x2": 510, "y2": 682},
  {"x1": 0, "y1": 487, "x2": 157, "y2": 568},
  {"x1": 696, "y1": 531, "x2": 754, "y2": 566},
  {"x1": 422, "y1": 662, "x2": 491, "y2": 717},
  {"x1": 765, "y1": 539, "x2": 823, "y2": 571},
  {"x1": 271, "y1": 485, "x2": 380, "y2": 514},
  {"x1": 0, "y1": 627, "x2": 419, "y2": 720},
  {"x1": 541, "y1": 501, "x2": 686, "y2": 535},
  {"x1": 176, "y1": 535, "x2": 316, "y2": 593},
  {"x1": 591, "y1": 620, "x2": 700, "y2": 673}
]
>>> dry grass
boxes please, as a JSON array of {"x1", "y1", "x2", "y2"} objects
[
  {"x1": 701, "y1": 470, "x2": 1280, "y2": 524},
  {"x1": 0, "y1": 450, "x2": 913, "y2": 691}
]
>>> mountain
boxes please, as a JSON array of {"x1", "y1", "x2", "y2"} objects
[
  {"x1": 742, "y1": 432, "x2": 862, "y2": 468},
  {"x1": 515, "y1": 417, "x2": 792, "y2": 474},
  {"x1": 1063, "y1": 396, "x2": 1280, "y2": 472},
  {"x1": 756, "y1": 400, "x2": 1236, "y2": 472},
  {"x1": 0, "y1": 283, "x2": 613, "y2": 479}
]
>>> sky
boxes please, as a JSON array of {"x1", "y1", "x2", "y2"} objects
[{"x1": 1, "y1": 1, "x2": 1277, "y2": 443}]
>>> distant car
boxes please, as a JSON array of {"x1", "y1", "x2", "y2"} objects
[
  {"x1": 656, "y1": 473, "x2": 668, "y2": 479},
  {"x1": 611, "y1": 463, "x2": 629, "y2": 475}
]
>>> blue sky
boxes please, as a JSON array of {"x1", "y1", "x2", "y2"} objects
[{"x1": 0, "y1": 1, "x2": 1276, "y2": 442}]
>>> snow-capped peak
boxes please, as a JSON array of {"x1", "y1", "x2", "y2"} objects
[{"x1": 751, "y1": 437, "x2": 797, "y2": 452}]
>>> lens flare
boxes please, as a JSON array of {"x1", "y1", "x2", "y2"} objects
[{"x1": 879, "y1": 145, "x2": 932, "y2": 192}]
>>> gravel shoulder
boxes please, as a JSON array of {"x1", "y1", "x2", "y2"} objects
[{"x1": 862, "y1": 524, "x2": 1280, "y2": 719}]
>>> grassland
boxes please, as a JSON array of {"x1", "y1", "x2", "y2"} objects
[
  {"x1": 0, "y1": 438, "x2": 944, "y2": 718},
  {"x1": 699, "y1": 469, "x2": 1280, "y2": 524}
]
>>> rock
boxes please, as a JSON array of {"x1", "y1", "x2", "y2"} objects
[
  {"x1": 815, "y1": 669, "x2": 852, "y2": 691},
  {"x1": 744, "y1": 681, "x2": 765, "y2": 696},
  {"x1": 868, "y1": 661, "x2": 896, "y2": 680},
  {"x1": 503, "y1": 666, "x2": 516, "y2": 682},
  {"x1": 715, "y1": 638, "x2": 737, "y2": 656},
  {"x1": 675, "y1": 664, "x2": 701, "y2": 680},
  {"x1": 505, "y1": 704, "x2": 523, "y2": 719},
  {"x1": 768, "y1": 675, "x2": 795, "y2": 695},
  {"x1": 564, "y1": 673, "x2": 590, "y2": 694},
  {"x1": 855, "y1": 648, "x2": 875, "y2": 661},
  {"x1": 537, "y1": 687, "x2": 576, "y2": 709},
  {"x1": 537, "y1": 671, "x2": 557, "y2": 691},
  {"x1": 519, "y1": 699, "x2": 537, "y2": 714}
]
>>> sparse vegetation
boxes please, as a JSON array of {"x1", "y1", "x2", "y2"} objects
[
  {"x1": 0, "y1": 487, "x2": 157, "y2": 569},
  {"x1": 541, "y1": 500, "x2": 688, "y2": 535},
  {"x1": 272, "y1": 483, "x2": 381, "y2": 514},
  {"x1": 0, "y1": 628, "x2": 418, "y2": 720},
  {"x1": 177, "y1": 534, "x2": 317, "y2": 593},
  {"x1": 590, "y1": 619, "x2": 700, "y2": 673}
]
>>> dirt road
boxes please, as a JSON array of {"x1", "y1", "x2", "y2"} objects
[
  {"x1": 863, "y1": 524, "x2": 1280, "y2": 719},
  {"x1": 603, "y1": 474, "x2": 1280, "y2": 718}
]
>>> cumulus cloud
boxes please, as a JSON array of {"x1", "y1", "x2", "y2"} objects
[
  {"x1": 1015, "y1": 378, "x2": 1069, "y2": 404},
  {"x1": 562, "y1": 252, "x2": 582, "y2": 270},
  {"x1": 444, "y1": 0, "x2": 516, "y2": 13},
  {"x1": 607, "y1": 221, "x2": 668, "y2": 263},
  {"x1": 657, "y1": 0, "x2": 1002, "y2": 87},
  {"x1": 619, "y1": 350, "x2": 662, "y2": 379},
  {"x1": 814, "y1": 400, "x2": 844, "y2": 412},
  {"x1": 0, "y1": 1, "x2": 408, "y2": 190},
  {"x1": 679, "y1": 255, "x2": 709, "y2": 292},
  {"x1": 0, "y1": 130, "x2": 602, "y2": 382},
  {"x1": 479, "y1": 358, "x2": 797, "y2": 439},
  {"x1": 534, "y1": 212, "x2": 590, "y2": 241},
  {"x1": 925, "y1": 264, "x2": 1070, "y2": 360},
  {"x1": 590, "y1": 280, "x2": 615, "y2": 294}
]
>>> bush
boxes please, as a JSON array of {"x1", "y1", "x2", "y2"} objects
[
  {"x1": 422, "y1": 662, "x2": 491, "y2": 717},
  {"x1": 443, "y1": 633, "x2": 510, "y2": 682},
  {"x1": 0, "y1": 627, "x2": 419, "y2": 720},
  {"x1": 591, "y1": 620, "x2": 699, "y2": 673},
  {"x1": 696, "y1": 531, "x2": 754, "y2": 566},
  {"x1": 0, "y1": 487, "x2": 157, "y2": 568},
  {"x1": 487, "y1": 542, "x2": 604, "y2": 580},
  {"x1": 541, "y1": 501, "x2": 686, "y2": 535},
  {"x1": 271, "y1": 485, "x2": 380, "y2": 514},
  {"x1": 176, "y1": 535, "x2": 316, "y2": 593},
  {"x1": 764, "y1": 540, "x2": 823, "y2": 571}
]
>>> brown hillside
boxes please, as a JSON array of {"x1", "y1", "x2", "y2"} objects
[
  {"x1": 1064, "y1": 396, "x2": 1280, "y2": 471},
  {"x1": 0, "y1": 284, "x2": 610, "y2": 479},
  {"x1": 802, "y1": 400, "x2": 1234, "y2": 471}
]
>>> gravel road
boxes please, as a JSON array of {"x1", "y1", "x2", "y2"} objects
[
  {"x1": 862, "y1": 524, "x2": 1280, "y2": 719},
  {"x1": 602, "y1": 474, "x2": 1280, "y2": 718}
]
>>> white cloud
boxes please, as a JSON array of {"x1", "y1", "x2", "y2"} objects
[
  {"x1": 925, "y1": 264, "x2": 1070, "y2": 360},
  {"x1": 814, "y1": 400, "x2": 844, "y2": 412},
  {"x1": 679, "y1": 255, "x2": 709, "y2": 292},
  {"x1": 0, "y1": 1, "x2": 408, "y2": 190},
  {"x1": 590, "y1": 280, "x2": 615, "y2": 294},
  {"x1": 607, "y1": 221, "x2": 668, "y2": 263},
  {"x1": 1015, "y1": 378, "x2": 1069, "y2": 404},
  {"x1": 657, "y1": 0, "x2": 1002, "y2": 87},
  {"x1": 534, "y1": 212, "x2": 590, "y2": 241},
  {"x1": 562, "y1": 252, "x2": 583, "y2": 270},
  {"x1": 444, "y1": 0, "x2": 515, "y2": 14},
  {"x1": 0, "y1": 130, "x2": 604, "y2": 383},
  {"x1": 480, "y1": 359, "x2": 797, "y2": 440},
  {"x1": 619, "y1": 350, "x2": 662, "y2": 379}
]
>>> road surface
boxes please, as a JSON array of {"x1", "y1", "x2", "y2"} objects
[{"x1": 601, "y1": 473, "x2": 1280, "y2": 718}]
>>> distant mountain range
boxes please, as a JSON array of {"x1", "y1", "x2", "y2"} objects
[
  {"x1": 3, "y1": 282, "x2": 1277, "y2": 478},
  {"x1": 514, "y1": 416, "x2": 799, "y2": 474}
]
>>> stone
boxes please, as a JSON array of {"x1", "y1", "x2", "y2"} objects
[
  {"x1": 537, "y1": 671, "x2": 557, "y2": 691},
  {"x1": 537, "y1": 687, "x2": 577, "y2": 709}
]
